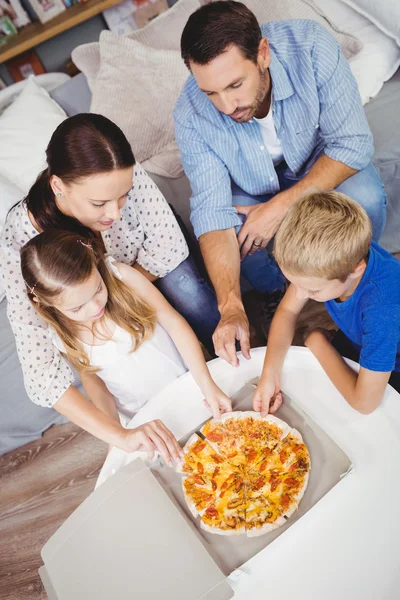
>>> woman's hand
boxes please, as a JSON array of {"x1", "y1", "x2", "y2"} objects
[
  {"x1": 252, "y1": 372, "x2": 283, "y2": 416},
  {"x1": 203, "y1": 387, "x2": 233, "y2": 420},
  {"x1": 120, "y1": 420, "x2": 183, "y2": 466}
]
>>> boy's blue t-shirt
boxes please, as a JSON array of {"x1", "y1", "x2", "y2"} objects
[{"x1": 325, "y1": 242, "x2": 400, "y2": 373}]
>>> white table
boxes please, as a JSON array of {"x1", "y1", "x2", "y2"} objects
[{"x1": 97, "y1": 347, "x2": 400, "y2": 600}]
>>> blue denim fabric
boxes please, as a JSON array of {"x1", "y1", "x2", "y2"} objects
[
  {"x1": 157, "y1": 255, "x2": 220, "y2": 355},
  {"x1": 233, "y1": 162, "x2": 387, "y2": 293}
]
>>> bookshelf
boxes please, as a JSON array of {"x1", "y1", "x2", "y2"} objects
[{"x1": 0, "y1": 0, "x2": 123, "y2": 64}]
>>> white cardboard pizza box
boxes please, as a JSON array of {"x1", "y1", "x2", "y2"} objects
[
  {"x1": 39, "y1": 457, "x2": 234, "y2": 600},
  {"x1": 39, "y1": 380, "x2": 352, "y2": 599}
]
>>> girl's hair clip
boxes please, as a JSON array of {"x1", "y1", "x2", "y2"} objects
[
  {"x1": 24, "y1": 279, "x2": 37, "y2": 297},
  {"x1": 77, "y1": 239, "x2": 93, "y2": 250}
]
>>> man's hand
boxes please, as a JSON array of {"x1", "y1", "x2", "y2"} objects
[
  {"x1": 253, "y1": 373, "x2": 283, "y2": 416},
  {"x1": 212, "y1": 306, "x2": 251, "y2": 367},
  {"x1": 235, "y1": 196, "x2": 288, "y2": 260}
]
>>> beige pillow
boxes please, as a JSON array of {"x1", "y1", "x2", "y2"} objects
[
  {"x1": 72, "y1": 0, "x2": 200, "y2": 91},
  {"x1": 90, "y1": 31, "x2": 189, "y2": 178}
]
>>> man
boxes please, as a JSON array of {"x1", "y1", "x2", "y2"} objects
[{"x1": 174, "y1": 0, "x2": 387, "y2": 368}]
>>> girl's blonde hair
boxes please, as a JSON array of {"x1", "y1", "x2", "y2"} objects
[
  {"x1": 274, "y1": 190, "x2": 372, "y2": 281},
  {"x1": 20, "y1": 230, "x2": 156, "y2": 373}
]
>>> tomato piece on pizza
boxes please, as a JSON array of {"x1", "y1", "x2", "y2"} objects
[{"x1": 182, "y1": 475, "x2": 217, "y2": 517}]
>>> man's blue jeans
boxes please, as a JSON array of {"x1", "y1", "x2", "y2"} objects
[
  {"x1": 233, "y1": 162, "x2": 387, "y2": 294},
  {"x1": 157, "y1": 254, "x2": 220, "y2": 355}
]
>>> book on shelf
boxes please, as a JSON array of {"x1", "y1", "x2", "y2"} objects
[
  {"x1": 0, "y1": 0, "x2": 30, "y2": 29},
  {"x1": 103, "y1": 0, "x2": 168, "y2": 35},
  {"x1": 0, "y1": 14, "x2": 17, "y2": 46},
  {"x1": 25, "y1": 0, "x2": 65, "y2": 24}
]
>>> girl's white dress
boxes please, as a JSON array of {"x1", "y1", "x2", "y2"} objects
[{"x1": 50, "y1": 259, "x2": 187, "y2": 417}]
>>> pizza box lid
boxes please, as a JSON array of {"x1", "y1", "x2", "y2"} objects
[{"x1": 39, "y1": 457, "x2": 233, "y2": 600}]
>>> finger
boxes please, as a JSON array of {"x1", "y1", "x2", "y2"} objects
[
  {"x1": 213, "y1": 330, "x2": 239, "y2": 367},
  {"x1": 260, "y1": 396, "x2": 271, "y2": 417},
  {"x1": 156, "y1": 421, "x2": 184, "y2": 460},
  {"x1": 269, "y1": 392, "x2": 283, "y2": 414},
  {"x1": 252, "y1": 392, "x2": 262, "y2": 413},
  {"x1": 221, "y1": 397, "x2": 233, "y2": 413},
  {"x1": 247, "y1": 238, "x2": 263, "y2": 256},
  {"x1": 237, "y1": 225, "x2": 249, "y2": 249},
  {"x1": 155, "y1": 420, "x2": 184, "y2": 460},
  {"x1": 214, "y1": 338, "x2": 236, "y2": 366},
  {"x1": 238, "y1": 328, "x2": 251, "y2": 361},
  {"x1": 211, "y1": 403, "x2": 221, "y2": 421},
  {"x1": 223, "y1": 338, "x2": 240, "y2": 367},
  {"x1": 148, "y1": 430, "x2": 172, "y2": 466},
  {"x1": 233, "y1": 205, "x2": 251, "y2": 216},
  {"x1": 240, "y1": 235, "x2": 255, "y2": 260},
  {"x1": 156, "y1": 423, "x2": 183, "y2": 463},
  {"x1": 202, "y1": 398, "x2": 220, "y2": 420},
  {"x1": 138, "y1": 436, "x2": 156, "y2": 460}
]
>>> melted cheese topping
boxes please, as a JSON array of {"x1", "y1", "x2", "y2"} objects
[{"x1": 181, "y1": 415, "x2": 310, "y2": 535}]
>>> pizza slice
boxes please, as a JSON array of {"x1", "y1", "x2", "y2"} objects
[
  {"x1": 182, "y1": 475, "x2": 217, "y2": 517},
  {"x1": 200, "y1": 412, "x2": 248, "y2": 459},
  {"x1": 243, "y1": 413, "x2": 291, "y2": 449},
  {"x1": 177, "y1": 433, "x2": 225, "y2": 477},
  {"x1": 244, "y1": 472, "x2": 292, "y2": 537},
  {"x1": 200, "y1": 471, "x2": 246, "y2": 535}
]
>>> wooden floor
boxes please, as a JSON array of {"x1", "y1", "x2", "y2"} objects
[
  {"x1": 0, "y1": 424, "x2": 107, "y2": 600},
  {"x1": 0, "y1": 301, "x2": 334, "y2": 600}
]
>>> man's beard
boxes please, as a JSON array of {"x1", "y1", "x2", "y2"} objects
[{"x1": 230, "y1": 67, "x2": 269, "y2": 123}]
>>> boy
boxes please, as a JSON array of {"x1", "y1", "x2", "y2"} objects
[{"x1": 253, "y1": 191, "x2": 400, "y2": 416}]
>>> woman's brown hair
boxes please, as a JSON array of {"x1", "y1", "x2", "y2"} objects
[
  {"x1": 20, "y1": 230, "x2": 156, "y2": 373},
  {"x1": 23, "y1": 113, "x2": 135, "y2": 239}
]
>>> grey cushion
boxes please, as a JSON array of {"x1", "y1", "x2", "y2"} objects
[
  {"x1": 0, "y1": 301, "x2": 68, "y2": 455},
  {"x1": 366, "y1": 69, "x2": 400, "y2": 253},
  {"x1": 50, "y1": 72, "x2": 92, "y2": 116}
]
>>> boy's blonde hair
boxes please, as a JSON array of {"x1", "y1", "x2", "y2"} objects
[{"x1": 274, "y1": 190, "x2": 372, "y2": 281}]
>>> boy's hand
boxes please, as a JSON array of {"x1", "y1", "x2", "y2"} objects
[
  {"x1": 203, "y1": 389, "x2": 233, "y2": 420},
  {"x1": 253, "y1": 375, "x2": 283, "y2": 416}
]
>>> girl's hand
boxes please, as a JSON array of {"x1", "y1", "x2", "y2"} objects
[
  {"x1": 120, "y1": 420, "x2": 183, "y2": 466},
  {"x1": 253, "y1": 374, "x2": 283, "y2": 416},
  {"x1": 203, "y1": 388, "x2": 233, "y2": 420}
]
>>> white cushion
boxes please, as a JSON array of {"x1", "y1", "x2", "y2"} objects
[
  {"x1": 314, "y1": 0, "x2": 400, "y2": 104},
  {"x1": 0, "y1": 174, "x2": 24, "y2": 302},
  {"x1": 90, "y1": 32, "x2": 189, "y2": 178},
  {"x1": 0, "y1": 76, "x2": 66, "y2": 195},
  {"x1": 341, "y1": 0, "x2": 400, "y2": 45},
  {"x1": 241, "y1": 0, "x2": 362, "y2": 60}
]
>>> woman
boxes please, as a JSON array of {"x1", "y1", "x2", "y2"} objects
[{"x1": 0, "y1": 113, "x2": 219, "y2": 460}]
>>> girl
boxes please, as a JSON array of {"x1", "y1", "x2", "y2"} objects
[
  {"x1": 0, "y1": 113, "x2": 219, "y2": 433},
  {"x1": 20, "y1": 230, "x2": 231, "y2": 464}
]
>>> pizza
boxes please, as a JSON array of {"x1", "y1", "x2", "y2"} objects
[{"x1": 177, "y1": 411, "x2": 310, "y2": 536}]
